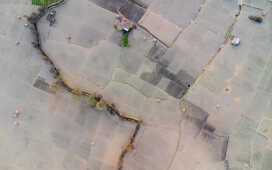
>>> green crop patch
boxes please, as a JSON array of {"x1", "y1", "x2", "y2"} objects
[{"x1": 32, "y1": 0, "x2": 58, "y2": 6}]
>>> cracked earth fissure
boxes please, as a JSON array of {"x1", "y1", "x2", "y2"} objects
[
  {"x1": 183, "y1": 4, "x2": 243, "y2": 98},
  {"x1": 28, "y1": 1, "x2": 142, "y2": 170},
  {"x1": 166, "y1": 113, "x2": 184, "y2": 170},
  {"x1": 172, "y1": 0, "x2": 208, "y2": 45}
]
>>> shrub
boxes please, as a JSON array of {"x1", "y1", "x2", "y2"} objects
[
  {"x1": 72, "y1": 88, "x2": 82, "y2": 97},
  {"x1": 122, "y1": 38, "x2": 129, "y2": 47},
  {"x1": 124, "y1": 140, "x2": 132, "y2": 152},
  {"x1": 87, "y1": 94, "x2": 97, "y2": 108},
  {"x1": 96, "y1": 101, "x2": 106, "y2": 111}
]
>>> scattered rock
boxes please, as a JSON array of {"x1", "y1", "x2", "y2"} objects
[
  {"x1": 231, "y1": 36, "x2": 240, "y2": 46},
  {"x1": 114, "y1": 16, "x2": 134, "y2": 32},
  {"x1": 224, "y1": 87, "x2": 231, "y2": 92},
  {"x1": 47, "y1": 10, "x2": 56, "y2": 26},
  {"x1": 14, "y1": 109, "x2": 20, "y2": 118},
  {"x1": 121, "y1": 18, "x2": 133, "y2": 31},
  {"x1": 244, "y1": 162, "x2": 249, "y2": 167},
  {"x1": 181, "y1": 107, "x2": 186, "y2": 113},
  {"x1": 66, "y1": 35, "x2": 72, "y2": 40},
  {"x1": 16, "y1": 41, "x2": 20, "y2": 45},
  {"x1": 132, "y1": 22, "x2": 137, "y2": 29},
  {"x1": 24, "y1": 23, "x2": 29, "y2": 28},
  {"x1": 156, "y1": 98, "x2": 161, "y2": 103},
  {"x1": 14, "y1": 120, "x2": 20, "y2": 126},
  {"x1": 143, "y1": 36, "x2": 147, "y2": 40},
  {"x1": 234, "y1": 97, "x2": 241, "y2": 103},
  {"x1": 216, "y1": 104, "x2": 221, "y2": 109},
  {"x1": 113, "y1": 22, "x2": 119, "y2": 29},
  {"x1": 32, "y1": 41, "x2": 39, "y2": 48},
  {"x1": 116, "y1": 14, "x2": 121, "y2": 19},
  {"x1": 17, "y1": 16, "x2": 22, "y2": 20},
  {"x1": 261, "y1": 10, "x2": 268, "y2": 17},
  {"x1": 248, "y1": 15, "x2": 263, "y2": 23}
]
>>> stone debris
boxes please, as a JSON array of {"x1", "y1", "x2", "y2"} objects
[
  {"x1": 16, "y1": 40, "x2": 20, "y2": 45},
  {"x1": 24, "y1": 23, "x2": 29, "y2": 28},
  {"x1": 216, "y1": 104, "x2": 221, "y2": 109},
  {"x1": 224, "y1": 86, "x2": 231, "y2": 93},
  {"x1": 116, "y1": 14, "x2": 121, "y2": 19},
  {"x1": 244, "y1": 162, "x2": 249, "y2": 167},
  {"x1": 231, "y1": 36, "x2": 240, "y2": 46},
  {"x1": 17, "y1": 16, "x2": 22, "y2": 20},
  {"x1": 14, "y1": 109, "x2": 20, "y2": 118},
  {"x1": 156, "y1": 98, "x2": 161, "y2": 103},
  {"x1": 262, "y1": 10, "x2": 269, "y2": 17},
  {"x1": 66, "y1": 35, "x2": 72, "y2": 40},
  {"x1": 121, "y1": 19, "x2": 131, "y2": 31},
  {"x1": 113, "y1": 21, "x2": 119, "y2": 29},
  {"x1": 121, "y1": 19, "x2": 134, "y2": 31},
  {"x1": 14, "y1": 120, "x2": 20, "y2": 126},
  {"x1": 248, "y1": 15, "x2": 263, "y2": 23},
  {"x1": 181, "y1": 107, "x2": 186, "y2": 113},
  {"x1": 234, "y1": 97, "x2": 241, "y2": 103},
  {"x1": 32, "y1": 41, "x2": 39, "y2": 48},
  {"x1": 114, "y1": 13, "x2": 135, "y2": 32},
  {"x1": 47, "y1": 10, "x2": 56, "y2": 26},
  {"x1": 186, "y1": 81, "x2": 191, "y2": 88}
]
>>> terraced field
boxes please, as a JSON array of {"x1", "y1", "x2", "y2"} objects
[{"x1": 1, "y1": 0, "x2": 272, "y2": 170}]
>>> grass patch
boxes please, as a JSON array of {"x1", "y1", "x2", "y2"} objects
[
  {"x1": 72, "y1": 88, "x2": 83, "y2": 98},
  {"x1": 96, "y1": 101, "x2": 106, "y2": 111},
  {"x1": 87, "y1": 94, "x2": 97, "y2": 108},
  {"x1": 32, "y1": 0, "x2": 59, "y2": 6}
]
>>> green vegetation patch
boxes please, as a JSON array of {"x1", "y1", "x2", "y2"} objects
[
  {"x1": 87, "y1": 94, "x2": 98, "y2": 108},
  {"x1": 122, "y1": 30, "x2": 131, "y2": 47},
  {"x1": 71, "y1": 88, "x2": 83, "y2": 98},
  {"x1": 32, "y1": 0, "x2": 58, "y2": 6},
  {"x1": 96, "y1": 101, "x2": 106, "y2": 111}
]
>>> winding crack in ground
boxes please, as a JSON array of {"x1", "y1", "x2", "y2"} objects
[
  {"x1": 183, "y1": 4, "x2": 243, "y2": 97},
  {"x1": 166, "y1": 111, "x2": 184, "y2": 170},
  {"x1": 27, "y1": 1, "x2": 142, "y2": 170},
  {"x1": 167, "y1": 4, "x2": 243, "y2": 169},
  {"x1": 171, "y1": 0, "x2": 208, "y2": 45}
]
